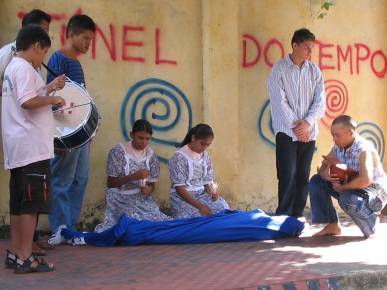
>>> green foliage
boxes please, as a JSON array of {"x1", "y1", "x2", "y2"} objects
[{"x1": 318, "y1": 0, "x2": 334, "y2": 19}]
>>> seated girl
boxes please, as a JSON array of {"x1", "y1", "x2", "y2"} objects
[
  {"x1": 168, "y1": 124, "x2": 230, "y2": 219},
  {"x1": 95, "y1": 119, "x2": 171, "y2": 232}
]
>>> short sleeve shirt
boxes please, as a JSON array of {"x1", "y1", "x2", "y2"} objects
[{"x1": 1, "y1": 57, "x2": 54, "y2": 169}]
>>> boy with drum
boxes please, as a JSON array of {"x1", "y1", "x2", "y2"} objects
[
  {"x1": 0, "y1": 8, "x2": 55, "y2": 255},
  {"x1": 309, "y1": 115, "x2": 386, "y2": 238},
  {"x1": 46, "y1": 15, "x2": 96, "y2": 239},
  {"x1": 2, "y1": 25, "x2": 65, "y2": 273}
]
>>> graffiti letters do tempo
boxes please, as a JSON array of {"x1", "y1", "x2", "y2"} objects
[{"x1": 16, "y1": 9, "x2": 385, "y2": 158}]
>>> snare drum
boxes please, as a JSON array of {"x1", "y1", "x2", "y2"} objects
[{"x1": 52, "y1": 80, "x2": 101, "y2": 150}]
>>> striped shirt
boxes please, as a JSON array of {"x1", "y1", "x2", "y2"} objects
[
  {"x1": 47, "y1": 50, "x2": 85, "y2": 85},
  {"x1": 268, "y1": 54, "x2": 326, "y2": 141},
  {"x1": 333, "y1": 134, "x2": 386, "y2": 189}
]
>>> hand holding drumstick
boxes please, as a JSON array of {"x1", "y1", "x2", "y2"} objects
[{"x1": 47, "y1": 74, "x2": 66, "y2": 93}]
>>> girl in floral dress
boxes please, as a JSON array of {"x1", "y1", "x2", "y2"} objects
[
  {"x1": 168, "y1": 124, "x2": 229, "y2": 219},
  {"x1": 95, "y1": 120, "x2": 170, "y2": 232}
]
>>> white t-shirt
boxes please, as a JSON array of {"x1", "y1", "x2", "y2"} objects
[
  {"x1": 0, "y1": 41, "x2": 46, "y2": 82},
  {"x1": 0, "y1": 41, "x2": 16, "y2": 80},
  {"x1": 1, "y1": 57, "x2": 54, "y2": 169}
]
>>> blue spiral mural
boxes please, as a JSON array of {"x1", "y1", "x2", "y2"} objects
[
  {"x1": 357, "y1": 122, "x2": 385, "y2": 161},
  {"x1": 120, "y1": 78, "x2": 193, "y2": 162},
  {"x1": 257, "y1": 99, "x2": 276, "y2": 148}
]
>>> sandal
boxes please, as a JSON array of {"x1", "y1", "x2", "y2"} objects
[
  {"x1": 14, "y1": 254, "x2": 54, "y2": 274},
  {"x1": 4, "y1": 249, "x2": 18, "y2": 269}
]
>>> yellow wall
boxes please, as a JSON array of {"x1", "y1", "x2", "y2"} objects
[
  {"x1": 0, "y1": 0, "x2": 386, "y2": 228},
  {"x1": 238, "y1": 0, "x2": 387, "y2": 211}
]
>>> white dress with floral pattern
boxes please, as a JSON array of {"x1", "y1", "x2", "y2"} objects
[
  {"x1": 168, "y1": 149, "x2": 230, "y2": 219},
  {"x1": 95, "y1": 144, "x2": 171, "y2": 232}
]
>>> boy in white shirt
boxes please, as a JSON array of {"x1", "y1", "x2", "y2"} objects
[{"x1": 2, "y1": 25, "x2": 65, "y2": 274}]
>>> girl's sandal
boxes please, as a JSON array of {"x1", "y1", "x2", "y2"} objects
[
  {"x1": 14, "y1": 254, "x2": 54, "y2": 274},
  {"x1": 4, "y1": 249, "x2": 18, "y2": 269}
]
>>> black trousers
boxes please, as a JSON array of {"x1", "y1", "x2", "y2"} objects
[{"x1": 275, "y1": 132, "x2": 315, "y2": 217}]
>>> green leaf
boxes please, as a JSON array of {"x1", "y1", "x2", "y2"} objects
[
  {"x1": 321, "y1": 1, "x2": 333, "y2": 10},
  {"x1": 318, "y1": 12, "x2": 327, "y2": 19}
]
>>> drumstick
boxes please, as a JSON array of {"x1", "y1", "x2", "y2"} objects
[
  {"x1": 42, "y1": 63, "x2": 59, "y2": 77},
  {"x1": 42, "y1": 63, "x2": 78, "y2": 84},
  {"x1": 52, "y1": 102, "x2": 91, "y2": 113}
]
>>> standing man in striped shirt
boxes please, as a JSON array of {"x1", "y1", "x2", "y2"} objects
[{"x1": 268, "y1": 28, "x2": 326, "y2": 218}]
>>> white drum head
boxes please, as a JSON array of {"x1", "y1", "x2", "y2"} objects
[{"x1": 52, "y1": 81, "x2": 91, "y2": 138}]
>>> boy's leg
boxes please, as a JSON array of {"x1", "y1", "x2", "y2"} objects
[
  {"x1": 293, "y1": 140, "x2": 315, "y2": 218},
  {"x1": 309, "y1": 174, "x2": 341, "y2": 236},
  {"x1": 17, "y1": 214, "x2": 37, "y2": 260},
  {"x1": 10, "y1": 215, "x2": 21, "y2": 254},
  {"x1": 68, "y1": 144, "x2": 89, "y2": 230},
  {"x1": 49, "y1": 151, "x2": 79, "y2": 233},
  {"x1": 275, "y1": 133, "x2": 298, "y2": 216},
  {"x1": 9, "y1": 169, "x2": 23, "y2": 256},
  {"x1": 309, "y1": 174, "x2": 339, "y2": 223},
  {"x1": 9, "y1": 160, "x2": 54, "y2": 272},
  {"x1": 338, "y1": 190, "x2": 378, "y2": 238}
]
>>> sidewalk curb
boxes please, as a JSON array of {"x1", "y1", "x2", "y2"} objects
[{"x1": 249, "y1": 270, "x2": 387, "y2": 290}]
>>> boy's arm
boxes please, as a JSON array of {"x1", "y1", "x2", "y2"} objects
[
  {"x1": 22, "y1": 95, "x2": 65, "y2": 110},
  {"x1": 45, "y1": 74, "x2": 65, "y2": 94},
  {"x1": 317, "y1": 150, "x2": 341, "y2": 183},
  {"x1": 337, "y1": 151, "x2": 373, "y2": 191},
  {"x1": 21, "y1": 75, "x2": 66, "y2": 110}
]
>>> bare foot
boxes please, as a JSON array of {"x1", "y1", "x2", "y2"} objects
[
  {"x1": 35, "y1": 239, "x2": 55, "y2": 250},
  {"x1": 32, "y1": 242, "x2": 45, "y2": 255},
  {"x1": 313, "y1": 223, "x2": 342, "y2": 236}
]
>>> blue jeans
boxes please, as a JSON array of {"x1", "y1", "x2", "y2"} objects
[
  {"x1": 49, "y1": 144, "x2": 89, "y2": 233},
  {"x1": 309, "y1": 174, "x2": 379, "y2": 237},
  {"x1": 275, "y1": 133, "x2": 315, "y2": 217}
]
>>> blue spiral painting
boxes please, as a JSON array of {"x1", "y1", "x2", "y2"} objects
[
  {"x1": 257, "y1": 99, "x2": 275, "y2": 148},
  {"x1": 120, "y1": 78, "x2": 193, "y2": 163},
  {"x1": 357, "y1": 122, "x2": 385, "y2": 161}
]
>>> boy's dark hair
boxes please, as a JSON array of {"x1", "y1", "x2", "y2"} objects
[
  {"x1": 22, "y1": 9, "x2": 51, "y2": 27},
  {"x1": 66, "y1": 15, "x2": 96, "y2": 37},
  {"x1": 332, "y1": 115, "x2": 357, "y2": 130},
  {"x1": 16, "y1": 25, "x2": 51, "y2": 51},
  {"x1": 291, "y1": 28, "x2": 315, "y2": 45},
  {"x1": 131, "y1": 119, "x2": 153, "y2": 135},
  {"x1": 181, "y1": 124, "x2": 214, "y2": 147}
]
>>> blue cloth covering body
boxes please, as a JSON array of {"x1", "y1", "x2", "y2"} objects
[{"x1": 62, "y1": 209, "x2": 304, "y2": 246}]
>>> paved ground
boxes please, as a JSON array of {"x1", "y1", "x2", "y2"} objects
[{"x1": 1, "y1": 218, "x2": 387, "y2": 290}]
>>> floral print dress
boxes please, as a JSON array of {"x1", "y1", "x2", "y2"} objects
[
  {"x1": 168, "y1": 146, "x2": 230, "y2": 219},
  {"x1": 95, "y1": 143, "x2": 171, "y2": 232}
]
